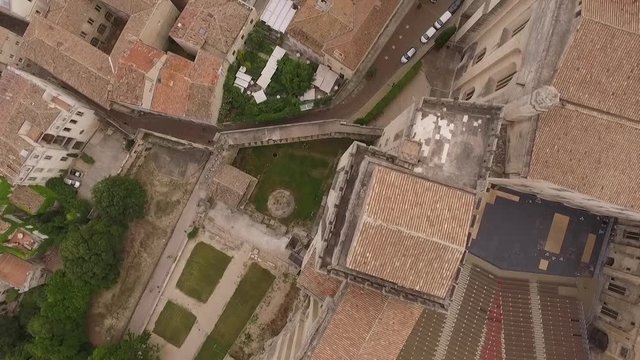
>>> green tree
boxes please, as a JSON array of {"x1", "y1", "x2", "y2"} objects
[
  {"x1": 267, "y1": 57, "x2": 316, "y2": 97},
  {"x1": 0, "y1": 316, "x2": 28, "y2": 357},
  {"x1": 92, "y1": 176, "x2": 147, "y2": 224},
  {"x1": 60, "y1": 221, "x2": 126, "y2": 290},
  {"x1": 27, "y1": 272, "x2": 92, "y2": 360},
  {"x1": 90, "y1": 332, "x2": 159, "y2": 360}
]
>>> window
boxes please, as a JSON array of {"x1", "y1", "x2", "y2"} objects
[
  {"x1": 511, "y1": 19, "x2": 529, "y2": 37},
  {"x1": 62, "y1": 127, "x2": 71, "y2": 132},
  {"x1": 90, "y1": 37, "x2": 100, "y2": 46},
  {"x1": 605, "y1": 257, "x2": 615, "y2": 266},
  {"x1": 60, "y1": 157, "x2": 68, "y2": 162},
  {"x1": 95, "y1": 4, "x2": 102, "y2": 11},
  {"x1": 76, "y1": 111, "x2": 84, "y2": 116},
  {"x1": 393, "y1": 130, "x2": 403, "y2": 142},
  {"x1": 33, "y1": 168, "x2": 43, "y2": 173},
  {"x1": 35, "y1": 9, "x2": 41, "y2": 15},
  {"x1": 495, "y1": 71, "x2": 517, "y2": 91},
  {"x1": 463, "y1": 88, "x2": 475, "y2": 101},
  {"x1": 105, "y1": 11, "x2": 114, "y2": 22},
  {"x1": 44, "y1": 155, "x2": 52, "y2": 160},
  {"x1": 87, "y1": 18, "x2": 95, "y2": 25},
  {"x1": 601, "y1": 304, "x2": 619, "y2": 320},
  {"x1": 9, "y1": 54, "x2": 14, "y2": 59},
  {"x1": 608, "y1": 282, "x2": 626, "y2": 296},
  {"x1": 32, "y1": 154, "x2": 40, "y2": 159},
  {"x1": 27, "y1": 177, "x2": 37, "y2": 181},
  {"x1": 80, "y1": 31, "x2": 87, "y2": 38},
  {"x1": 18, "y1": 58, "x2": 23, "y2": 63},
  {"x1": 15, "y1": 41, "x2": 20, "y2": 46},
  {"x1": 624, "y1": 229, "x2": 640, "y2": 242},
  {"x1": 473, "y1": 48, "x2": 486, "y2": 64},
  {"x1": 70, "y1": 119, "x2": 78, "y2": 124},
  {"x1": 97, "y1": 23, "x2": 107, "y2": 35},
  {"x1": 79, "y1": 130, "x2": 85, "y2": 135}
]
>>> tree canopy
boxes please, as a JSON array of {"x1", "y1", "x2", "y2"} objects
[
  {"x1": 89, "y1": 332, "x2": 159, "y2": 360},
  {"x1": 92, "y1": 176, "x2": 147, "y2": 224}
]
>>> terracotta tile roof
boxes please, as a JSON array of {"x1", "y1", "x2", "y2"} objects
[
  {"x1": 112, "y1": 41, "x2": 222, "y2": 121},
  {"x1": 528, "y1": 107, "x2": 640, "y2": 212},
  {"x1": 170, "y1": 0, "x2": 252, "y2": 54},
  {"x1": 309, "y1": 285, "x2": 422, "y2": 360},
  {"x1": 0, "y1": 219, "x2": 11, "y2": 234},
  {"x1": 288, "y1": 0, "x2": 401, "y2": 71},
  {"x1": 346, "y1": 165, "x2": 473, "y2": 298},
  {"x1": 0, "y1": 69, "x2": 61, "y2": 180},
  {"x1": 50, "y1": 96, "x2": 73, "y2": 112},
  {"x1": 20, "y1": 17, "x2": 112, "y2": 108},
  {"x1": 0, "y1": 254, "x2": 35, "y2": 289},
  {"x1": 45, "y1": 0, "x2": 96, "y2": 34},
  {"x1": 100, "y1": 0, "x2": 158, "y2": 16},
  {"x1": 297, "y1": 249, "x2": 342, "y2": 300},
  {"x1": 211, "y1": 165, "x2": 255, "y2": 197},
  {"x1": 8, "y1": 228, "x2": 41, "y2": 252},
  {"x1": 582, "y1": 0, "x2": 640, "y2": 34},
  {"x1": 10, "y1": 186, "x2": 45, "y2": 214},
  {"x1": 553, "y1": 19, "x2": 640, "y2": 122}
]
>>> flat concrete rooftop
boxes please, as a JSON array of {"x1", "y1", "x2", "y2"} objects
[
  {"x1": 409, "y1": 98, "x2": 501, "y2": 189},
  {"x1": 469, "y1": 185, "x2": 611, "y2": 277}
]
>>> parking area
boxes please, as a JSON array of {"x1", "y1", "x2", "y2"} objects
[{"x1": 74, "y1": 126, "x2": 129, "y2": 199}]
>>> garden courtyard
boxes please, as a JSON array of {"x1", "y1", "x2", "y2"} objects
[
  {"x1": 233, "y1": 138, "x2": 353, "y2": 227},
  {"x1": 146, "y1": 200, "x2": 296, "y2": 360}
]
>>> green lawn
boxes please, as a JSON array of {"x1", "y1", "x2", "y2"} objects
[
  {"x1": 176, "y1": 242, "x2": 232, "y2": 302},
  {"x1": 233, "y1": 139, "x2": 352, "y2": 224},
  {"x1": 0, "y1": 177, "x2": 12, "y2": 211},
  {"x1": 195, "y1": 263, "x2": 275, "y2": 360},
  {"x1": 153, "y1": 301, "x2": 196, "y2": 348}
]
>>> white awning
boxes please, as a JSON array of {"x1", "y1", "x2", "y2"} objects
[
  {"x1": 261, "y1": 0, "x2": 297, "y2": 33},
  {"x1": 313, "y1": 64, "x2": 339, "y2": 94},
  {"x1": 253, "y1": 89, "x2": 267, "y2": 104},
  {"x1": 256, "y1": 46, "x2": 287, "y2": 89}
]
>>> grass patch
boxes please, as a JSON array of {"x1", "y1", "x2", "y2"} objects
[
  {"x1": 355, "y1": 62, "x2": 423, "y2": 125},
  {"x1": 0, "y1": 177, "x2": 11, "y2": 207},
  {"x1": 233, "y1": 139, "x2": 352, "y2": 224},
  {"x1": 176, "y1": 242, "x2": 231, "y2": 302},
  {"x1": 195, "y1": 263, "x2": 275, "y2": 360},
  {"x1": 153, "y1": 301, "x2": 196, "y2": 348}
]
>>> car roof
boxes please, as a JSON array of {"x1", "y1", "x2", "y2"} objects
[{"x1": 440, "y1": 11, "x2": 452, "y2": 20}]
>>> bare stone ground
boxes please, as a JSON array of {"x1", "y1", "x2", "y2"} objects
[{"x1": 87, "y1": 140, "x2": 208, "y2": 345}]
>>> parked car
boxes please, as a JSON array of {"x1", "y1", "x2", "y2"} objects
[
  {"x1": 63, "y1": 177, "x2": 81, "y2": 188},
  {"x1": 434, "y1": 11, "x2": 452, "y2": 30},
  {"x1": 68, "y1": 168, "x2": 83, "y2": 178},
  {"x1": 401, "y1": 47, "x2": 417, "y2": 64},
  {"x1": 449, "y1": 0, "x2": 464, "y2": 14},
  {"x1": 420, "y1": 27, "x2": 437, "y2": 44}
]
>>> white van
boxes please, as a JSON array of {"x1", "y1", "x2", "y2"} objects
[
  {"x1": 420, "y1": 27, "x2": 437, "y2": 44},
  {"x1": 434, "y1": 11, "x2": 452, "y2": 30}
]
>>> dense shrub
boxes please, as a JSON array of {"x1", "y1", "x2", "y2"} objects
[
  {"x1": 92, "y1": 176, "x2": 147, "y2": 224},
  {"x1": 267, "y1": 57, "x2": 317, "y2": 97}
]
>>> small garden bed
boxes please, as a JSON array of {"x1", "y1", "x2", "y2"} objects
[
  {"x1": 153, "y1": 301, "x2": 196, "y2": 348},
  {"x1": 176, "y1": 242, "x2": 231, "y2": 303},
  {"x1": 195, "y1": 263, "x2": 275, "y2": 360}
]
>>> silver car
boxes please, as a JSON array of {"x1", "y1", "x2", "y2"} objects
[{"x1": 401, "y1": 47, "x2": 417, "y2": 64}]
